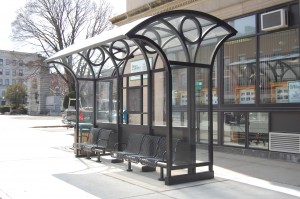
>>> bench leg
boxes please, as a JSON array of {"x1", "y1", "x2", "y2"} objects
[
  {"x1": 86, "y1": 152, "x2": 91, "y2": 159},
  {"x1": 158, "y1": 167, "x2": 164, "y2": 181},
  {"x1": 127, "y1": 161, "x2": 133, "y2": 172},
  {"x1": 96, "y1": 152, "x2": 101, "y2": 162}
]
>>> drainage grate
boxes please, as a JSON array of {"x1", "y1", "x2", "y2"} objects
[{"x1": 269, "y1": 132, "x2": 300, "y2": 154}]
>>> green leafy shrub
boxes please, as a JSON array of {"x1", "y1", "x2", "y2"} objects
[{"x1": 0, "y1": 106, "x2": 10, "y2": 114}]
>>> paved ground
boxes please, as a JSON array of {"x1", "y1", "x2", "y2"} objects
[{"x1": 0, "y1": 115, "x2": 300, "y2": 199}]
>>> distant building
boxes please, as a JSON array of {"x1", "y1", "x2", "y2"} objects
[{"x1": 0, "y1": 50, "x2": 51, "y2": 114}]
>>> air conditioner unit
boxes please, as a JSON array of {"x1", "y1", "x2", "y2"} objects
[{"x1": 261, "y1": 9, "x2": 288, "y2": 31}]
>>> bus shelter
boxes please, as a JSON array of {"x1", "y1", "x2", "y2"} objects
[{"x1": 46, "y1": 10, "x2": 236, "y2": 185}]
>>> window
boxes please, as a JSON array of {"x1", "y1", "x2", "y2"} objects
[
  {"x1": 0, "y1": 59, "x2": 3, "y2": 66},
  {"x1": 5, "y1": 69, "x2": 10, "y2": 76},
  {"x1": 0, "y1": 79, "x2": 2, "y2": 85},
  {"x1": 12, "y1": 69, "x2": 16, "y2": 76},
  {"x1": 228, "y1": 15, "x2": 256, "y2": 38},
  {"x1": 224, "y1": 112, "x2": 246, "y2": 146},
  {"x1": 249, "y1": 112, "x2": 269, "y2": 149},
  {"x1": 19, "y1": 69, "x2": 23, "y2": 76},
  {"x1": 0, "y1": 69, "x2": 2, "y2": 75},
  {"x1": 12, "y1": 60, "x2": 17, "y2": 66},
  {"x1": 259, "y1": 29, "x2": 300, "y2": 104},
  {"x1": 12, "y1": 79, "x2": 16, "y2": 84},
  {"x1": 6, "y1": 59, "x2": 10, "y2": 65},
  {"x1": 224, "y1": 37, "x2": 257, "y2": 104},
  {"x1": 224, "y1": 112, "x2": 269, "y2": 148},
  {"x1": 19, "y1": 60, "x2": 24, "y2": 66},
  {"x1": 5, "y1": 79, "x2": 9, "y2": 85}
]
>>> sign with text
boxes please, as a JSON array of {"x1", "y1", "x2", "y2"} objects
[
  {"x1": 288, "y1": 81, "x2": 300, "y2": 103},
  {"x1": 130, "y1": 58, "x2": 152, "y2": 80}
]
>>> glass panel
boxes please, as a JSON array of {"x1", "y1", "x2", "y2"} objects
[
  {"x1": 123, "y1": 88, "x2": 127, "y2": 124},
  {"x1": 153, "y1": 72, "x2": 166, "y2": 126},
  {"x1": 249, "y1": 112, "x2": 269, "y2": 149},
  {"x1": 224, "y1": 112, "x2": 246, "y2": 146},
  {"x1": 72, "y1": 54, "x2": 93, "y2": 78},
  {"x1": 259, "y1": 29, "x2": 300, "y2": 104},
  {"x1": 96, "y1": 79, "x2": 117, "y2": 123},
  {"x1": 228, "y1": 15, "x2": 256, "y2": 38},
  {"x1": 143, "y1": 113, "x2": 148, "y2": 125},
  {"x1": 128, "y1": 114, "x2": 141, "y2": 125},
  {"x1": 100, "y1": 58, "x2": 115, "y2": 77},
  {"x1": 172, "y1": 68, "x2": 187, "y2": 127},
  {"x1": 195, "y1": 62, "x2": 217, "y2": 105},
  {"x1": 155, "y1": 56, "x2": 164, "y2": 70},
  {"x1": 195, "y1": 39, "x2": 218, "y2": 66},
  {"x1": 143, "y1": 88, "x2": 148, "y2": 113},
  {"x1": 197, "y1": 112, "x2": 218, "y2": 144},
  {"x1": 224, "y1": 37, "x2": 257, "y2": 104},
  {"x1": 79, "y1": 80, "x2": 94, "y2": 123},
  {"x1": 128, "y1": 77, "x2": 141, "y2": 87}
]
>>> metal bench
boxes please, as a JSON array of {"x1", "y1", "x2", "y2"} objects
[
  {"x1": 140, "y1": 138, "x2": 182, "y2": 181},
  {"x1": 91, "y1": 129, "x2": 118, "y2": 162},
  {"x1": 124, "y1": 135, "x2": 161, "y2": 171},
  {"x1": 73, "y1": 127, "x2": 101, "y2": 156},
  {"x1": 111, "y1": 133, "x2": 145, "y2": 165},
  {"x1": 85, "y1": 129, "x2": 117, "y2": 162}
]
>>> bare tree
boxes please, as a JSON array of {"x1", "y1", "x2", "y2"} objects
[{"x1": 11, "y1": 0, "x2": 113, "y2": 91}]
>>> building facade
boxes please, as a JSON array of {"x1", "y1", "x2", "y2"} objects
[
  {"x1": 110, "y1": 0, "x2": 300, "y2": 162},
  {"x1": 0, "y1": 50, "x2": 50, "y2": 114}
]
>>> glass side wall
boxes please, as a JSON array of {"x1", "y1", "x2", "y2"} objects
[
  {"x1": 153, "y1": 71, "x2": 166, "y2": 126},
  {"x1": 197, "y1": 112, "x2": 218, "y2": 144},
  {"x1": 195, "y1": 62, "x2": 218, "y2": 105},
  {"x1": 78, "y1": 80, "x2": 94, "y2": 123},
  {"x1": 96, "y1": 79, "x2": 117, "y2": 123},
  {"x1": 172, "y1": 67, "x2": 187, "y2": 127}
]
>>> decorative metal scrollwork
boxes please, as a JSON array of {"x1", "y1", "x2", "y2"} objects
[
  {"x1": 109, "y1": 39, "x2": 130, "y2": 61},
  {"x1": 179, "y1": 16, "x2": 202, "y2": 45},
  {"x1": 87, "y1": 47, "x2": 105, "y2": 66}
]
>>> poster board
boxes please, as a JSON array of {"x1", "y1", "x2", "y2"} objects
[
  {"x1": 288, "y1": 81, "x2": 300, "y2": 103},
  {"x1": 130, "y1": 58, "x2": 152, "y2": 80}
]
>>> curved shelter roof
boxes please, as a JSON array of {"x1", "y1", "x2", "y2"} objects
[
  {"x1": 46, "y1": 10, "x2": 236, "y2": 186},
  {"x1": 46, "y1": 10, "x2": 237, "y2": 79}
]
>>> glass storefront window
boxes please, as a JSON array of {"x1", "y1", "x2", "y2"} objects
[
  {"x1": 249, "y1": 112, "x2": 269, "y2": 149},
  {"x1": 224, "y1": 112, "x2": 246, "y2": 146},
  {"x1": 259, "y1": 29, "x2": 300, "y2": 104},
  {"x1": 224, "y1": 37, "x2": 257, "y2": 104},
  {"x1": 228, "y1": 15, "x2": 256, "y2": 38}
]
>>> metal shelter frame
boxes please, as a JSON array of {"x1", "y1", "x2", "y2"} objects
[{"x1": 46, "y1": 10, "x2": 236, "y2": 185}]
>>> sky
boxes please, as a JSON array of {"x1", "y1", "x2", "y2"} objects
[{"x1": 0, "y1": 0, "x2": 126, "y2": 53}]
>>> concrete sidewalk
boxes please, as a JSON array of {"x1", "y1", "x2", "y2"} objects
[{"x1": 0, "y1": 115, "x2": 300, "y2": 199}]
